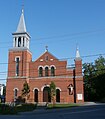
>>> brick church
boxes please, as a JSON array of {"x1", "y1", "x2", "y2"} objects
[{"x1": 6, "y1": 9, "x2": 84, "y2": 103}]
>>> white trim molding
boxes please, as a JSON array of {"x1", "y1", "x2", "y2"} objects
[
  {"x1": 13, "y1": 88, "x2": 19, "y2": 91},
  {"x1": 50, "y1": 65, "x2": 56, "y2": 69},
  {"x1": 38, "y1": 65, "x2": 44, "y2": 70},
  {"x1": 15, "y1": 56, "x2": 20, "y2": 61},
  {"x1": 56, "y1": 87, "x2": 61, "y2": 91},
  {"x1": 33, "y1": 88, "x2": 40, "y2": 92},
  {"x1": 41, "y1": 84, "x2": 50, "y2": 91},
  {"x1": 44, "y1": 65, "x2": 50, "y2": 70}
]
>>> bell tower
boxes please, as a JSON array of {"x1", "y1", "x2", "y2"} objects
[
  {"x1": 6, "y1": 9, "x2": 32, "y2": 102},
  {"x1": 7, "y1": 9, "x2": 32, "y2": 78},
  {"x1": 12, "y1": 9, "x2": 30, "y2": 49},
  {"x1": 74, "y1": 47, "x2": 84, "y2": 103}
]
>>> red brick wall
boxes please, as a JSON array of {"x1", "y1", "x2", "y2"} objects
[
  {"x1": 6, "y1": 79, "x2": 26, "y2": 102},
  {"x1": 6, "y1": 50, "x2": 84, "y2": 103},
  {"x1": 29, "y1": 52, "x2": 67, "y2": 78},
  {"x1": 29, "y1": 78, "x2": 74, "y2": 103},
  {"x1": 75, "y1": 59, "x2": 84, "y2": 103},
  {"x1": 8, "y1": 50, "x2": 32, "y2": 77}
]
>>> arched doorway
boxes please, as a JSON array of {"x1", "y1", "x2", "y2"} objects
[
  {"x1": 43, "y1": 87, "x2": 51, "y2": 102},
  {"x1": 56, "y1": 89, "x2": 60, "y2": 102},
  {"x1": 34, "y1": 89, "x2": 38, "y2": 102}
]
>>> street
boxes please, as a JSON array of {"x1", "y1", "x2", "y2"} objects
[{"x1": 0, "y1": 104, "x2": 105, "y2": 119}]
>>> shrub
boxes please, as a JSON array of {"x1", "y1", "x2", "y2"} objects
[
  {"x1": 0, "y1": 103, "x2": 37, "y2": 115},
  {"x1": 0, "y1": 104, "x2": 17, "y2": 115}
]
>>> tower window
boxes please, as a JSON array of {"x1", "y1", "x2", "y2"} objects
[
  {"x1": 23, "y1": 37, "x2": 24, "y2": 47},
  {"x1": 14, "y1": 88, "x2": 18, "y2": 97},
  {"x1": 45, "y1": 56, "x2": 48, "y2": 61},
  {"x1": 45, "y1": 67, "x2": 49, "y2": 76},
  {"x1": 16, "y1": 57, "x2": 19, "y2": 76},
  {"x1": 18, "y1": 37, "x2": 21, "y2": 47},
  {"x1": 15, "y1": 38, "x2": 16, "y2": 47},
  {"x1": 39, "y1": 67, "x2": 43, "y2": 77},
  {"x1": 51, "y1": 66, "x2": 55, "y2": 76}
]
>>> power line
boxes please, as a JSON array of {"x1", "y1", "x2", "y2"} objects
[
  {"x1": 0, "y1": 28, "x2": 105, "y2": 45},
  {"x1": 0, "y1": 67, "x2": 105, "y2": 81},
  {"x1": 0, "y1": 61, "x2": 104, "y2": 76},
  {"x1": 0, "y1": 52, "x2": 105, "y2": 65},
  {"x1": 34, "y1": 28, "x2": 105, "y2": 40}
]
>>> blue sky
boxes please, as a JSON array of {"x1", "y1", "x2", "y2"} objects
[{"x1": 0, "y1": 0, "x2": 105, "y2": 84}]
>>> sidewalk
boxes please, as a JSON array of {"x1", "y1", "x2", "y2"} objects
[{"x1": 83, "y1": 102, "x2": 105, "y2": 106}]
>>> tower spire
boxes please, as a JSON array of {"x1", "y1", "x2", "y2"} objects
[
  {"x1": 16, "y1": 7, "x2": 26, "y2": 33},
  {"x1": 12, "y1": 8, "x2": 30, "y2": 50},
  {"x1": 75, "y1": 45, "x2": 81, "y2": 60}
]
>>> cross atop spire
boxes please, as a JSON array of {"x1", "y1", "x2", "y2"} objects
[
  {"x1": 16, "y1": 8, "x2": 26, "y2": 33},
  {"x1": 22, "y1": 0, "x2": 24, "y2": 12},
  {"x1": 45, "y1": 45, "x2": 48, "y2": 52}
]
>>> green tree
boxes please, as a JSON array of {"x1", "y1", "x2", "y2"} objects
[
  {"x1": 83, "y1": 56, "x2": 105, "y2": 101},
  {"x1": 21, "y1": 81, "x2": 30, "y2": 103},
  {"x1": 91, "y1": 73, "x2": 105, "y2": 101},
  {"x1": 50, "y1": 81, "x2": 56, "y2": 107},
  {"x1": 83, "y1": 62, "x2": 96, "y2": 101},
  {"x1": 95, "y1": 56, "x2": 105, "y2": 76}
]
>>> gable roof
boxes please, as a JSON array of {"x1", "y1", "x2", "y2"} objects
[{"x1": 34, "y1": 51, "x2": 59, "y2": 62}]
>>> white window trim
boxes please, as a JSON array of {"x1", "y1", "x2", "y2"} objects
[
  {"x1": 13, "y1": 88, "x2": 19, "y2": 91},
  {"x1": 33, "y1": 88, "x2": 40, "y2": 92},
  {"x1": 38, "y1": 65, "x2": 44, "y2": 70},
  {"x1": 41, "y1": 85, "x2": 50, "y2": 91},
  {"x1": 15, "y1": 56, "x2": 20, "y2": 61},
  {"x1": 50, "y1": 65, "x2": 56, "y2": 69},
  {"x1": 56, "y1": 87, "x2": 61, "y2": 91},
  {"x1": 44, "y1": 65, "x2": 50, "y2": 70}
]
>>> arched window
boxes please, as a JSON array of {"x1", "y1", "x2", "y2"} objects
[
  {"x1": 16, "y1": 57, "x2": 19, "y2": 76},
  {"x1": 56, "y1": 89, "x2": 60, "y2": 102},
  {"x1": 18, "y1": 37, "x2": 21, "y2": 47},
  {"x1": 45, "y1": 67, "x2": 49, "y2": 76},
  {"x1": 51, "y1": 66, "x2": 55, "y2": 76},
  {"x1": 39, "y1": 67, "x2": 43, "y2": 77},
  {"x1": 34, "y1": 89, "x2": 38, "y2": 102},
  {"x1": 45, "y1": 55, "x2": 48, "y2": 61},
  {"x1": 14, "y1": 89, "x2": 18, "y2": 97}
]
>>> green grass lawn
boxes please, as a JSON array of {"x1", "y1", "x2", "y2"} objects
[{"x1": 47, "y1": 103, "x2": 80, "y2": 109}]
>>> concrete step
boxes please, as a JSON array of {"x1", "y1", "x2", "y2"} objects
[{"x1": 37, "y1": 102, "x2": 47, "y2": 107}]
